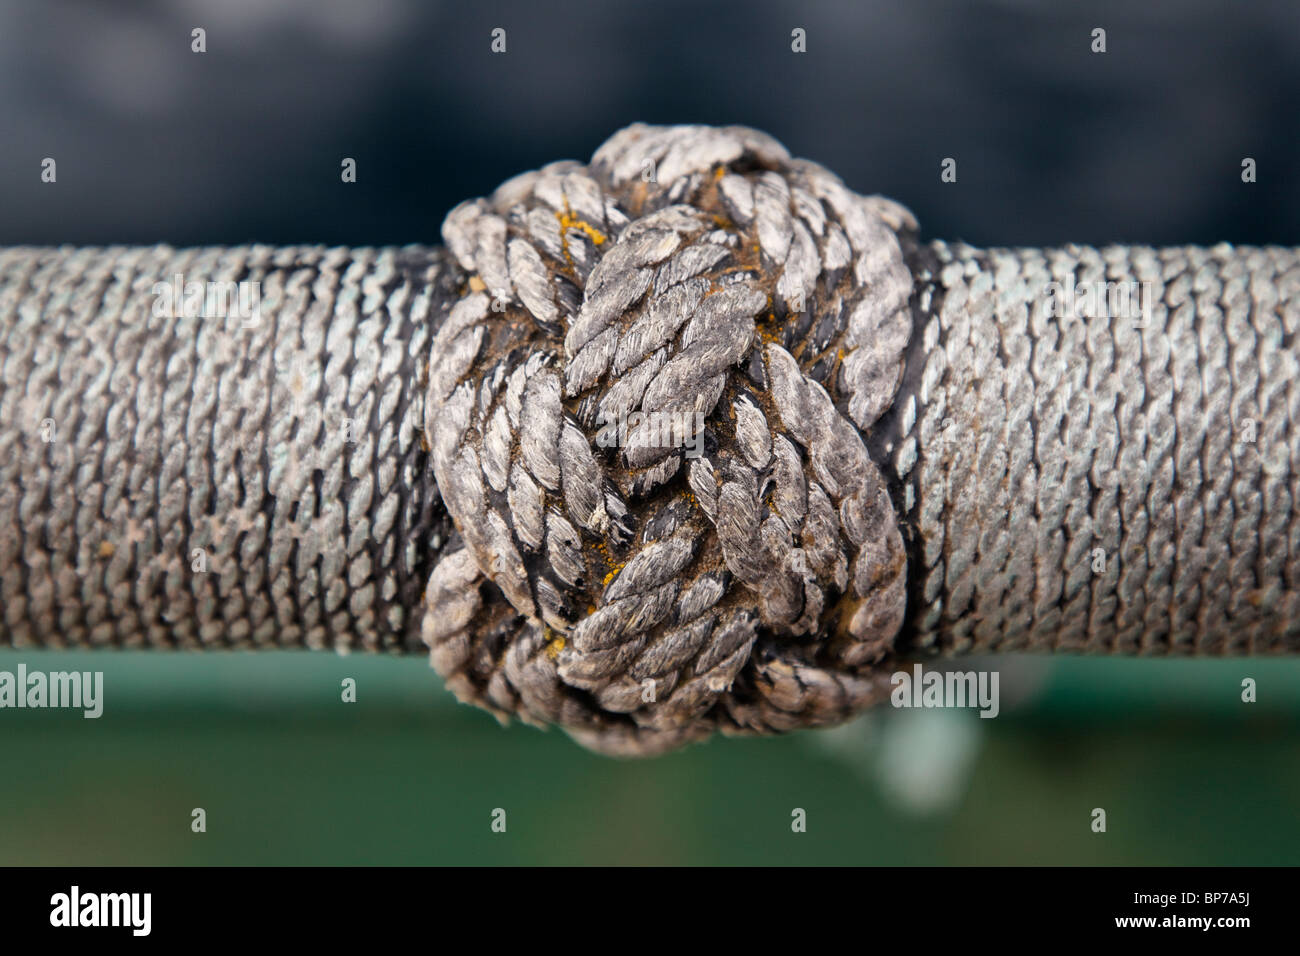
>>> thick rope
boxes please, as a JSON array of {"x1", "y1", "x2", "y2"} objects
[
  {"x1": 886, "y1": 240, "x2": 1300, "y2": 660},
  {"x1": 422, "y1": 125, "x2": 914, "y2": 753},
  {"x1": 1, "y1": 124, "x2": 1297, "y2": 756},
  {"x1": 0, "y1": 244, "x2": 454, "y2": 653}
]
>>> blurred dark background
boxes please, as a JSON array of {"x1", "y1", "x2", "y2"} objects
[
  {"x1": 1, "y1": 0, "x2": 1298, "y2": 865},
  {"x1": 3, "y1": 0, "x2": 1298, "y2": 249}
]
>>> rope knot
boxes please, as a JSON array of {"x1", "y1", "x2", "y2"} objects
[{"x1": 422, "y1": 123, "x2": 915, "y2": 754}]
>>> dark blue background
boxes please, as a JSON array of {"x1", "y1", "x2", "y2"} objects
[{"x1": 3, "y1": 0, "x2": 1296, "y2": 249}]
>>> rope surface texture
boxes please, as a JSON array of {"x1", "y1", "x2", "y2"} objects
[{"x1": 2, "y1": 124, "x2": 1297, "y2": 755}]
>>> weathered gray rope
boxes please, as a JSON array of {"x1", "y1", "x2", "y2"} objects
[
  {"x1": 1, "y1": 124, "x2": 1297, "y2": 756},
  {"x1": 889, "y1": 241, "x2": 1300, "y2": 661},
  {"x1": 0, "y1": 244, "x2": 456, "y2": 653}
]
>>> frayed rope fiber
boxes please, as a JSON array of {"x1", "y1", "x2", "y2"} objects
[{"x1": 423, "y1": 124, "x2": 916, "y2": 755}]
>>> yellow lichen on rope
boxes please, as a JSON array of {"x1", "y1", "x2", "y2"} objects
[{"x1": 423, "y1": 124, "x2": 914, "y2": 755}]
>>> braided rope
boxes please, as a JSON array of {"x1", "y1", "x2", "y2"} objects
[
  {"x1": 423, "y1": 125, "x2": 914, "y2": 754},
  {"x1": 891, "y1": 241, "x2": 1300, "y2": 659},
  {"x1": 0, "y1": 244, "x2": 453, "y2": 653},
  {"x1": 2, "y1": 124, "x2": 1298, "y2": 757}
]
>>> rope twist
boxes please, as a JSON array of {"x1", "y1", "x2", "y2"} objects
[{"x1": 422, "y1": 124, "x2": 916, "y2": 754}]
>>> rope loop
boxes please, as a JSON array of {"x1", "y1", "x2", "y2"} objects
[{"x1": 422, "y1": 124, "x2": 915, "y2": 754}]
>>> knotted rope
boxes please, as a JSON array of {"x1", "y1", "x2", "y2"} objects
[
  {"x1": 423, "y1": 125, "x2": 915, "y2": 754},
  {"x1": 2, "y1": 123, "x2": 1297, "y2": 756}
]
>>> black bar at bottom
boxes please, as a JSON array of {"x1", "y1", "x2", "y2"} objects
[{"x1": 0, "y1": 865, "x2": 1272, "y2": 942}]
